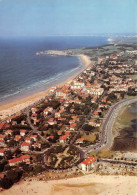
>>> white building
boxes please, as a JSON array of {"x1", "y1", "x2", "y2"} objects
[{"x1": 81, "y1": 156, "x2": 97, "y2": 172}]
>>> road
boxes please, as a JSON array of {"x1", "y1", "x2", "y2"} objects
[{"x1": 84, "y1": 97, "x2": 137, "y2": 156}]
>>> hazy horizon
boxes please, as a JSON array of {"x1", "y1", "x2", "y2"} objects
[{"x1": 0, "y1": 0, "x2": 136, "y2": 38}]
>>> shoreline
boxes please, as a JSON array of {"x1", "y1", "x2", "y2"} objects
[
  {"x1": 0, "y1": 54, "x2": 91, "y2": 119},
  {"x1": 1, "y1": 174, "x2": 136, "y2": 195}
]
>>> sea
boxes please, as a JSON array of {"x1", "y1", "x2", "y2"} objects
[{"x1": 0, "y1": 36, "x2": 109, "y2": 105}]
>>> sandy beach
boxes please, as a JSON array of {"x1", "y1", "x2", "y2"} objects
[
  {"x1": 0, "y1": 54, "x2": 91, "y2": 119},
  {"x1": 1, "y1": 174, "x2": 136, "y2": 195}
]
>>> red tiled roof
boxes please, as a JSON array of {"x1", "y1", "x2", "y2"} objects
[
  {"x1": 76, "y1": 138, "x2": 84, "y2": 142},
  {"x1": 8, "y1": 155, "x2": 30, "y2": 164},
  {"x1": 0, "y1": 149, "x2": 5, "y2": 153},
  {"x1": 0, "y1": 134, "x2": 5, "y2": 139},
  {"x1": 81, "y1": 156, "x2": 97, "y2": 165},
  {"x1": 20, "y1": 129, "x2": 27, "y2": 133},
  {"x1": 15, "y1": 135, "x2": 21, "y2": 141},
  {"x1": 70, "y1": 123, "x2": 77, "y2": 128},
  {"x1": 0, "y1": 122, "x2": 6, "y2": 129},
  {"x1": 9, "y1": 157, "x2": 22, "y2": 164},
  {"x1": 21, "y1": 142, "x2": 30, "y2": 146},
  {"x1": 0, "y1": 173, "x2": 4, "y2": 178}
]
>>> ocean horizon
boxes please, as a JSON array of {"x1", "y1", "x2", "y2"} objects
[{"x1": 0, "y1": 36, "x2": 109, "y2": 105}]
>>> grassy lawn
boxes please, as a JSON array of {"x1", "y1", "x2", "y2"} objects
[
  {"x1": 81, "y1": 133, "x2": 96, "y2": 142},
  {"x1": 90, "y1": 148, "x2": 115, "y2": 158}
]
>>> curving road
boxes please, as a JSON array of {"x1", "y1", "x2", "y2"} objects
[{"x1": 84, "y1": 97, "x2": 137, "y2": 156}]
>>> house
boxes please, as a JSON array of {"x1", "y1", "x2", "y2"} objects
[
  {"x1": 31, "y1": 107, "x2": 38, "y2": 113},
  {"x1": 25, "y1": 137, "x2": 32, "y2": 143},
  {"x1": 80, "y1": 156, "x2": 97, "y2": 172},
  {"x1": 30, "y1": 135, "x2": 37, "y2": 142},
  {"x1": 12, "y1": 121, "x2": 17, "y2": 125},
  {"x1": 89, "y1": 119, "x2": 96, "y2": 127},
  {"x1": 43, "y1": 107, "x2": 53, "y2": 115},
  {"x1": 5, "y1": 130, "x2": 12, "y2": 136},
  {"x1": 8, "y1": 157, "x2": 22, "y2": 166},
  {"x1": 70, "y1": 81, "x2": 85, "y2": 90},
  {"x1": 59, "y1": 131, "x2": 70, "y2": 144},
  {"x1": 15, "y1": 135, "x2": 21, "y2": 142},
  {"x1": 4, "y1": 123, "x2": 11, "y2": 129},
  {"x1": 47, "y1": 135, "x2": 54, "y2": 140},
  {"x1": 32, "y1": 142, "x2": 41, "y2": 149},
  {"x1": 0, "y1": 122, "x2": 6, "y2": 130},
  {"x1": 21, "y1": 142, "x2": 30, "y2": 151},
  {"x1": 0, "y1": 148, "x2": 5, "y2": 156},
  {"x1": 98, "y1": 56, "x2": 106, "y2": 64},
  {"x1": 57, "y1": 131, "x2": 63, "y2": 136},
  {"x1": 56, "y1": 87, "x2": 69, "y2": 98},
  {"x1": 8, "y1": 155, "x2": 30, "y2": 166},
  {"x1": 55, "y1": 112, "x2": 61, "y2": 118},
  {"x1": 20, "y1": 129, "x2": 27, "y2": 136},
  {"x1": 33, "y1": 118, "x2": 39, "y2": 125},
  {"x1": 64, "y1": 101, "x2": 69, "y2": 107},
  {"x1": 0, "y1": 134, "x2": 5, "y2": 140},
  {"x1": 76, "y1": 138, "x2": 84, "y2": 144},
  {"x1": 70, "y1": 123, "x2": 77, "y2": 131},
  {"x1": 0, "y1": 140, "x2": 4, "y2": 147},
  {"x1": 0, "y1": 173, "x2": 5, "y2": 180},
  {"x1": 21, "y1": 155, "x2": 30, "y2": 164},
  {"x1": 47, "y1": 118, "x2": 57, "y2": 126},
  {"x1": 21, "y1": 120, "x2": 27, "y2": 125}
]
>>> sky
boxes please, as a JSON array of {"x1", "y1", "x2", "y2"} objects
[{"x1": 0, "y1": 0, "x2": 136, "y2": 37}]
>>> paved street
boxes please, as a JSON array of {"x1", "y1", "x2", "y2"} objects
[{"x1": 84, "y1": 97, "x2": 137, "y2": 156}]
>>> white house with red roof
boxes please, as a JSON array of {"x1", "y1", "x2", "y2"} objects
[
  {"x1": 21, "y1": 120, "x2": 27, "y2": 126},
  {"x1": 56, "y1": 87, "x2": 69, "y2": 98},
  {"x1": 47, "y1": 118, "x2": 57, "y2": 126},
  {"x1": 21, "y1": 142, "x2": 30, "y2": 151},
  {"x1": 76, "y1": 138, "x2": 84, "y2": 144},
  {"x1": 43, "y1": 107, "x2": 53, "y2": 115},
  {"x1": 55, "y1": 112, "x2": 61, "y2": 118},
  {"x1": 12, "y1": 121, "x2": 17, "y2": 125},
  {"x1": 0, "y1": 140, "x2": 4, "y2": 147},
  {"x1": 25, "y1": 137, "x2": 32, "y2": 143},
  {"x1": 0, "y1": 122, "x2": 6, "y2": 130},
  {"x1": 20, "y1": 129, "x2": 27, "y2": 136},
  {"x1": 0, "y1": 148, "x2": 5, "y2": 156},
  {"x1": 15, "y1": 135, "x2": 22, "y2": 142},
  {"x1": 59, "y1": 131, "x2": 70, "y2": 144},
  {"x1": 5, "y1": 130, "x2": 12, "y2": 136},
  {"x1": 81, "y1": 156, "x2": 97, "y2": 172},
  {"x1": 0, "y1": 134, "x2": 5, "y2": 141},
  {"x1": 31, "y1": 107, "x2": 38, "y2": 113},
  {"x1": 70, "y1": 123, "x2": 77, "y2": 131},
  {"x1": 0, "y1": 173, "x2": 5, "y2": 180},
  {"x1": 8, "y1": 155, "x2": 30, "y2": 166},
  {"x1": 32, "y1": 142, "x2": 41, "y2": 149},
  {"x1": 30, "y1": 135, "x2": 37, "y2": 141}
]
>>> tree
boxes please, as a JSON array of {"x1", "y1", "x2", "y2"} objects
[
  {"x1": 7, "y1": 139, "x2": 17, "y2": 148},
  {"x1": 33, "y1": 165, "x2": 44, "y2": 174},
  {"x1": 5, "y1": 150, "x2": 12, "y2": 159},
  {"x1": 0, "y1": 160, "x2": 8, "y2": 172},
  {"x1": 6, "y1": 170, "x2": 22, "y2": 183},
  {"x1": 0, "y1": 178, "x2": 13, "y2": 189},
  {"x1": 83, "y1": 124, "x2": 95, "y2": 132}
]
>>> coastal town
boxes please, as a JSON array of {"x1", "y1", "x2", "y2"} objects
[{"x1": 0, "y1": 43, "x2": 137, "y2": 190}]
